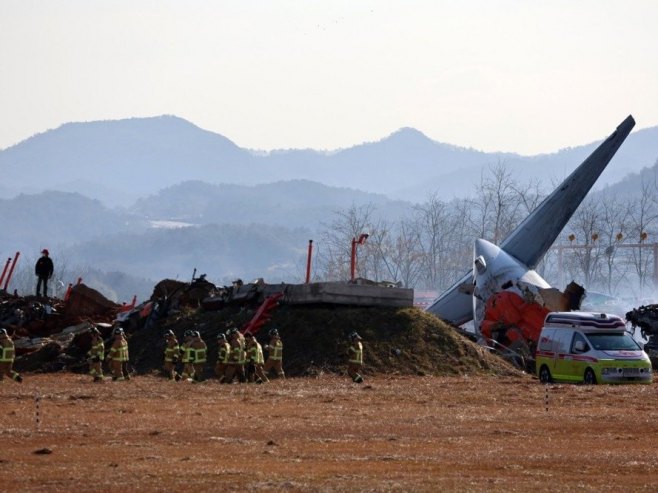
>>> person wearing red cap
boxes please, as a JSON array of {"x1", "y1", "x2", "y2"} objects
[{"x1": 34, "y1": 249, "x2": 54, "y2": 298}]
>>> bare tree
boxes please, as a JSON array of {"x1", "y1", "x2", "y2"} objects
[
  {"x1": 565, "y1": 197, "x2": 604, "y2": 288},
  {"x1": 598, "y1": 195, "x2": 632, "y2": 295},
  {"x1": 627, "y1": 177, "x2": 658, "y2": 296},
  {"x1": 471, "y1": 162, "x2": 525, "y2": 244},
  {"x1": 316, "y1": 203, "x2": 377, "y2": 281}
]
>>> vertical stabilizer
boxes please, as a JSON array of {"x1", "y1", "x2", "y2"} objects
[{"x1": 427, "y1": 115, "x2": 635, "y2": 325}]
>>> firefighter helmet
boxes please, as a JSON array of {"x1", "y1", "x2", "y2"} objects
[
  {"x1": 113, "y1": 327, "x2": 124, "y2": 335},
  {"x1": 268, "y1": 328, "x2": 279, "y2": 337},
  {"x1": 217, "y1": 332, "x2": 226, "y2": 340}
]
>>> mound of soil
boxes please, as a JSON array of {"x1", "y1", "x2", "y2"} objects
[{"x1": 128, "y1": 304, "x2": 518, "y2": 378}]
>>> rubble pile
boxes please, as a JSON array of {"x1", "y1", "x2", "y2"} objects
[{"x1": 4, "y1": 278, "x2": 519, "y2": 378}]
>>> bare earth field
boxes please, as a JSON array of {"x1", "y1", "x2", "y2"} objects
[{"x1": 1, "y1": 373, "x2": 657, "y2": 492}]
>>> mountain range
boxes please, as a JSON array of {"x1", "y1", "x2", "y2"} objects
[{"x1": 3, "y1": 115, "x2": 657, "y2": 207}]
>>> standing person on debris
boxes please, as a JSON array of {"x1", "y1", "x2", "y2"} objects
[
  {"x1": 263, "y1": 328, "x2": 285, "y2": 379},
  {"x1": 190, "y1": 331, "x2": 207, "y2": 382},
  {"x1": 87, "y1": 327, "x2": 105, "y2": 382},
  {"x1": 223, "y1": 328, "x2": 246, "y2": 384},
  {"x1": 214, "y1": 333, "x2": 230, "y2": 382},
  {"x1": 245, "y1": 333, "x2": 269, "y2": 383},
  {"x1": 0, "y1": 328, "x2": 22, "y2": 383},
  {"x1": 34, "y1": 249, "x2": 54, "y2": 298},
  {"x1": 346, "y1": 331, "x2": 364, "y2": 383},
  {"x1": 163, "y1": 330, "x2": 180, "y2": 381},
  {"x1": 106, "y1": 327, "x2": 130, "y2": 381},
  {"x1": 180, "y1": 330, "x2": 196, "y2": 381}
]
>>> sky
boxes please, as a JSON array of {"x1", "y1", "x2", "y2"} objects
[{"x1": 1, "y1": 0, "x2": 657, "y2": 155}]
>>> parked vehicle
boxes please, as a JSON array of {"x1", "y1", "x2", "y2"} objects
[{"x1": 535, "y1": 312, "x2": 653, "y2": 384}]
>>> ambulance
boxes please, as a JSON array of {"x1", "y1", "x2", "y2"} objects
[{"x1": 535, "y1": 311, "x2": 653, "y2": 384}]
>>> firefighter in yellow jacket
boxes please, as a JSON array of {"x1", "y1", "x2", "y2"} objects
[
  {"x1": 163, "y1": 330, "x2": 180, "y2": 381},
  {"x1": 245, "y1": 333, "x2": 269, "y2": 384},
  {"x1": 214, "y1": 332, "x2": 230, "y2": 382},
  {"x1": 263, "y1": 328, "x2": 285, "y2": 379},
  {"x1": 180, "y1": 330, "x2": 195, "y2": 381},
  {"x1": 347, "y1": 331, "x2": 364, "y2": 383},
  {"x1": 190, "y1": 331, "x2": 207, "y2": 382},
  {"x1": 223, "y1": 328, "x2": 246, "y2": 384},
  {"x1": 87, "y1": 326, "x2": 105, "y2": 382},
  {"x1": 0, "y1": 328, "x2": 22, "y2": 383},
  {"x1": 106, "y1": 327, "x2": 130, "y2": 381}
]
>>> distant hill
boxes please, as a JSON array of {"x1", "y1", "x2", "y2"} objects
[
  {"x1": 64, "y1": 223, "x2": 313, "y2": 284},
  {"x1": 130, "y1": 179, "x2": 413, "y2": 228},
  {"x1": 0, "y1": 191, "x2": 145, "y2": 255},
  {"x1": 3, "y1": 115, "x2": 657, "y2": 206}
]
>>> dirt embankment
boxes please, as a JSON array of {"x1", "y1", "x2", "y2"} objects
[{"x1": 128, "y1": 305, "x2": 518, "y2": 378}]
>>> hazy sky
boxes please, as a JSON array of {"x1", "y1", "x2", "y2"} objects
[{"x1": 1, "y1": 0, "x2": 657, "y2": 154}]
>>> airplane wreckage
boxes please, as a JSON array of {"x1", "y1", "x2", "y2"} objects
[{"x1": 427, "y1": 115, "x2": 636, "y2": 366}]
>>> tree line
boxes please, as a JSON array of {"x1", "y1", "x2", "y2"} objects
[{"x1": 313, "y1": 161, "x2": 658, "y2": 303}]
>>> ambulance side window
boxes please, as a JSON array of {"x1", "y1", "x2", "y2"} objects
[{"x1": 571, "y1": 332, "x2": 589, "y2": 353}]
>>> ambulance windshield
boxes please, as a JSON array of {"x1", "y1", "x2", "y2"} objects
[{"x1": 585, "y1": 332, "x2": 640, "y2": 351}]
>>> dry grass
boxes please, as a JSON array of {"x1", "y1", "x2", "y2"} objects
[{"x1": 2, "y1": 373, "x2": 658, "y2": 492}]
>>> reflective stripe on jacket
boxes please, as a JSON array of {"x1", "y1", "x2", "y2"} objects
[
  {"x1": 194, "y1": 348, "x2": 207, "y2": 364},
  {"x1": 109, "y1": 341, "x2": 129, "y2": 362},
  {"x1": 348, "y1": 342, "x2": 363, "y2": 365},
  {"x1": 269, "y1": 340, "x2": 283, "y2": 361},
  {"x1": 182, "y1": 345, "x2": 195, "y2": 363},
  {"x1": 165, "y1": 344, "x2": 180, "y2": 362},
  {"x1": 247, "y1": 343, "x2": 265, "y2": 365},
  {"x1": 218, "y1": 342, "x2": 230, "y2": 364},
  {"x1": 0, "y1": 343, "x2": 15, "y2": 363},
  {"x1": 89, "y1": 341, "x2": 104, "y2": 359}
]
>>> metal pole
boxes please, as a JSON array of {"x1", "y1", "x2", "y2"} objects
[
  {"x1": 3, "y1": 252, "x2": 20, "y2": 291},
  {"x1": 558, "y1": 245, "x2": 563, "y2": 288},
  {"x1": 0, "y1": 257, "x2": 11, "y2": 287},
  {"x1": 350, "y1": 238, "x2": 357, "y2": 282},
  {"x1": 654, "y1": 243, "x2": 658, "y2": 287},
  {"x1": 305, "y1": 240, "x2": 313, "y2": 284}
]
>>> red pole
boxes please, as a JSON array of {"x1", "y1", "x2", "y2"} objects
[
  {"x1": 0, "y1": 257, "x2": 11, "y2": 287},
  {"x1": 305, "y1": 240, "x2": 313, "y2": 284},
  {"x1": 64, "y1": 283, "x2": 73, "y2": 301},
  {"x1": 350, "y1": 237, "x2": 357, "y2": 282},
  {"x1": 3, "y1": 252, "x2": 20, "y2": 291}
]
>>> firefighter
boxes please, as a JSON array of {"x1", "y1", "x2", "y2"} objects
[
  {"x1": 245, "y1": 333, "x2": 269, "y2": 383},
  {"x1": 180, "y1": 330, "x2": 195, "y2": 381},
  {"x1": 223, "y1": 328, "x2": 245, "y2": 384},
  {"x1": 106, "y1": 327, "x2": 130, "y2": 381},
  {"x1": 214, "y1": 332, "x2": 230, "y2": 382},
  {"x1": 263, "y1": 328, "x2": 285, "y2": 379},
  {"x1": 190, "y1": 331, "x2": 207, "y2": 382},
  {"x1": 0, "y1": 328, "x2": 22, "y2": 383},
  {"x1": 347, "y1": 331, "x2": 364, "y2": 383},
  {"x1": 163, "y1": 330, "x2": 180, "y2": 380},
  {"x1": 87, "y1": 326, "x2": 105, "y2": 382}
]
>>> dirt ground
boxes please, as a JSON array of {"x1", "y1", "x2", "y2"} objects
[{"x1": 1, "y1": 373, "x2": 657, "y2": 492}]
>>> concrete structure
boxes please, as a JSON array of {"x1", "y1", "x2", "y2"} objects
[{"x1": 264, "y1": 282, "x2": 413, "y2": 308}]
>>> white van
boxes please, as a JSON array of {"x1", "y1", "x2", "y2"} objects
[{"x1": 535, "y1": 311, "x2": 653, "y2": 384}]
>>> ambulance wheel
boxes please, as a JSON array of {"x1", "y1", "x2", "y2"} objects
[
  {"x1": 584, "y1": 368, "x2": 597, "y2": 385},
  {"x1": 539, "y1": 365, "x2": 553, "y2": 384}
]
